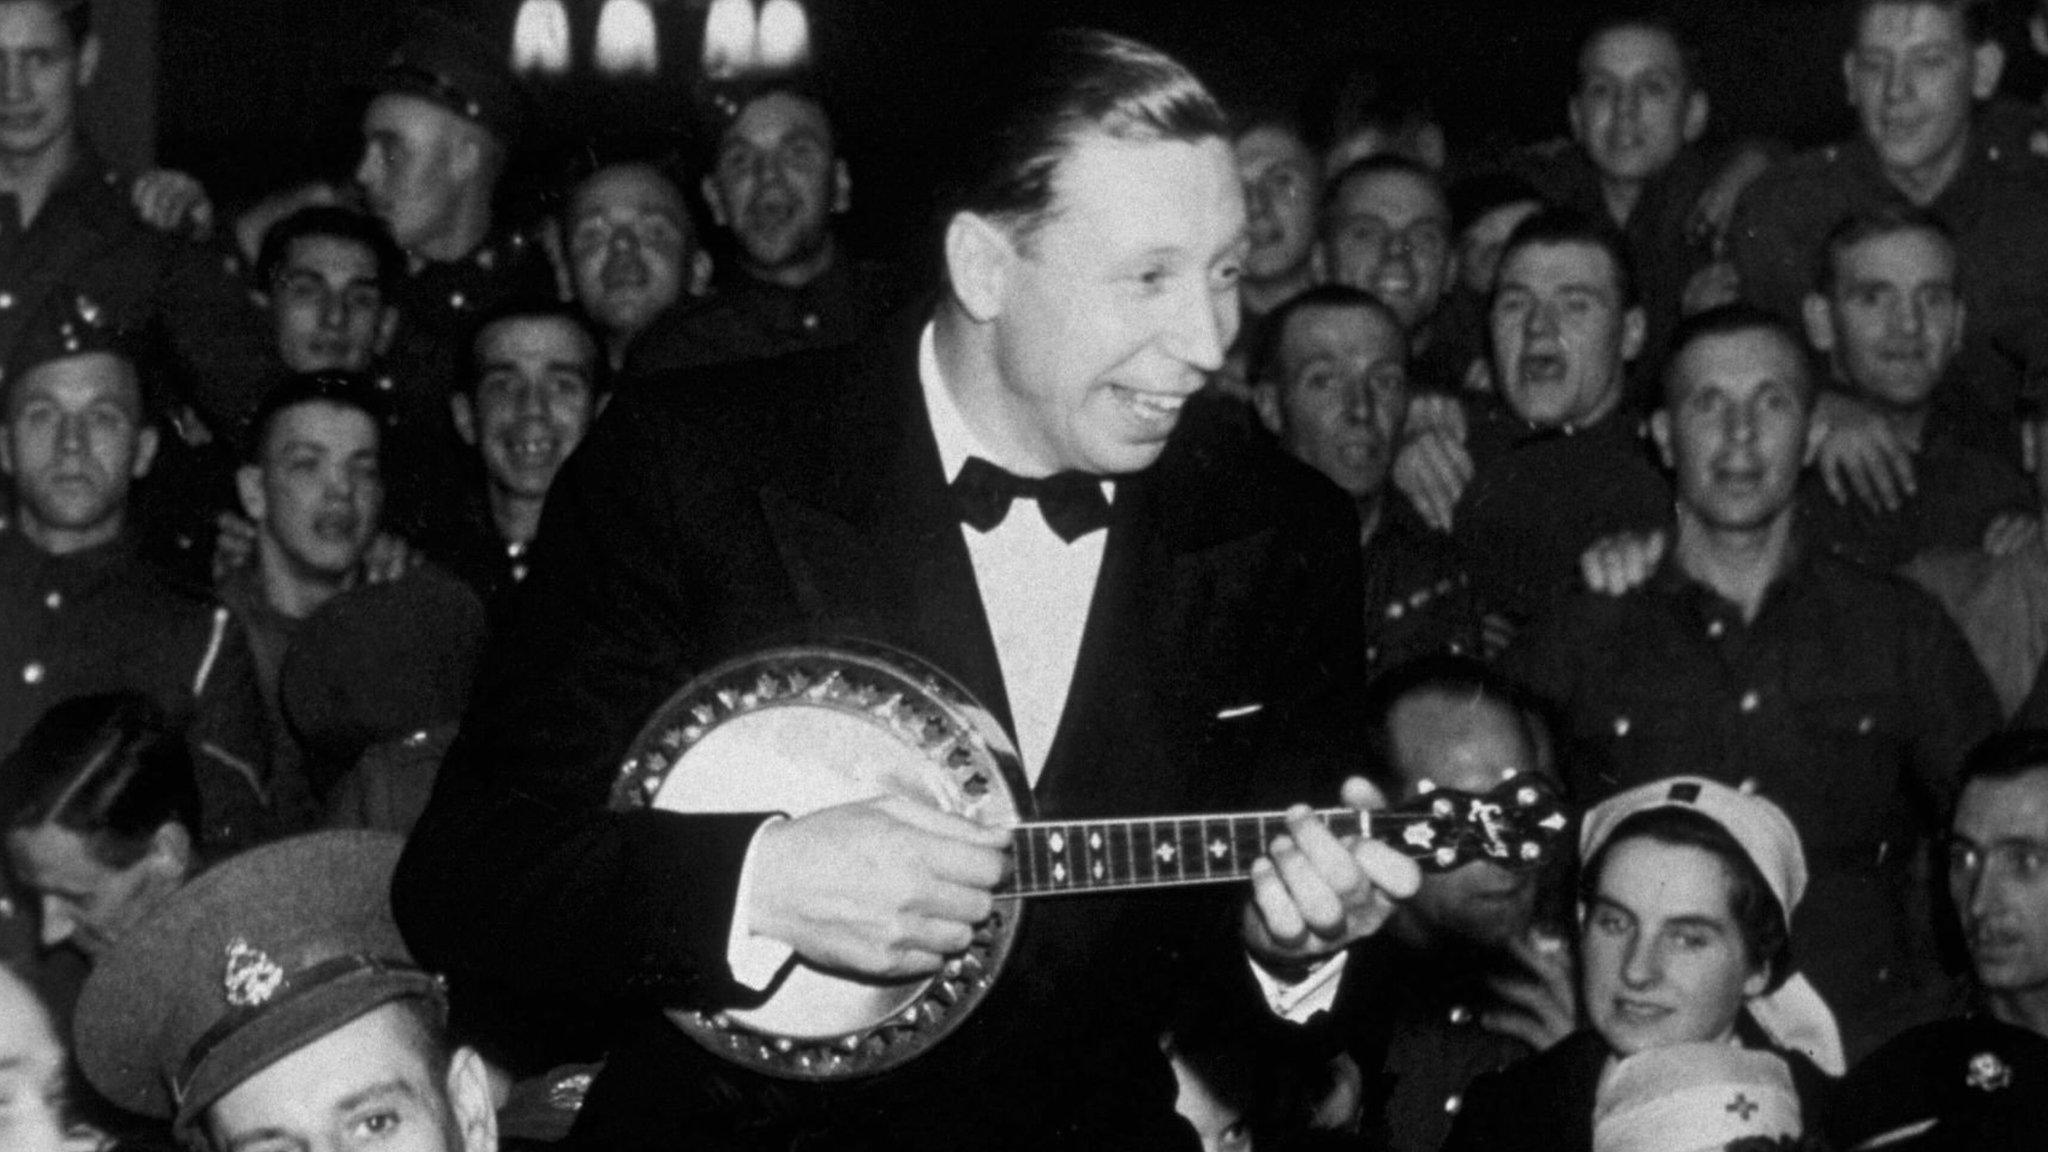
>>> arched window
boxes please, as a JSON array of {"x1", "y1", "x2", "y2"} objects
[
  {"x1": 594, "y1": 0, "x2": 660, "y2": 76},
  {"x1": 510, "y1": 0, "x2": 572, "y2": 75},
  {"x1": 755, "y1": 0, "x2": 810, "y2": 70},
  {"x1": 701, "y1": 0, "x2": 756, "y2": 79}
]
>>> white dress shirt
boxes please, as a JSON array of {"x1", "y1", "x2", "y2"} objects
[{"x1": 732, "y1": 322, "x2": 1341, "y2": 1017}]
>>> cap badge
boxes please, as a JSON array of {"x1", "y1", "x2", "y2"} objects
[
  {"x1": 223, "y1": 938, "x2": 286, "y2": 1008},
  {"x1": 1667, "y1": 782, "x2": 1701, "y2": 804},
  {"x1": 1966, "y1": 1051, "x2": 2012, "y2": 1093}
]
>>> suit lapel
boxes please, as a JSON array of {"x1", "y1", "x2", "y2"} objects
[{"x1": 755, "y1": 316, "x2": 1017, "y2": 739}]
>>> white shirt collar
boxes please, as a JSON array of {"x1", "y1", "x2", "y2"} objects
[
  {"x1": 917, "y1": 320, "x2": 1114, "y2": 501},
  {"x1": 919, "y1": 320, "x2": 990, "y2": 485}
]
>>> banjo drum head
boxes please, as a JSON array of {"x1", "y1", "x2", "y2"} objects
[{"x1": 611, "y1": 641, "x2": 1028, "y2": 1079}]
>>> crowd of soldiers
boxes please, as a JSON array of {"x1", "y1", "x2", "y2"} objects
[{"x1": 14, "y1": 0, "x2": 2048, "y2": 1149}]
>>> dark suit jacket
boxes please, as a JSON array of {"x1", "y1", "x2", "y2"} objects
[{"x1": 392, "y1": 310, "x2": 1366, "y2": 1151}]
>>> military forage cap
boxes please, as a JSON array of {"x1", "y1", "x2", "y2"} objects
[
  {"x1": 366, "y1": 8, "x2": 528, "y2": 142},
  {"x1": 73, "y1": 831, "x2": 441, "y2": 1135},
  {"x1": 3, "y1": 289, "x2": 128, "y2": 386}
]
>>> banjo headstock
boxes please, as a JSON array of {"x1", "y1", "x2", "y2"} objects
[{"x1": 1382, "y1": 775, "x2": 1571, "y2": 874}]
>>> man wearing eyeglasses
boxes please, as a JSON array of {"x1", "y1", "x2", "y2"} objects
[{"x1": 1838, "y1": 729, "x2": 2048, "y2": 1150}]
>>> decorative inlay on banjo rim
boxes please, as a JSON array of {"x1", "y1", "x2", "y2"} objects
[{"x1": 611, "y1": 642, "x2": 1568, "y2": 1081}]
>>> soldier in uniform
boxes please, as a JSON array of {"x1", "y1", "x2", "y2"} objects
[
  {"x1": 1249, "y1": 286, "x2": 1481, "y2": 676},
  {"x1": 253, "y1": 205, "x2": 405, "y2": 383},
  {"x1": 1343, "y1": 657, "x2": 1573, "y2": 1152},
  {"x1": 418, "y1": 300, "x2": 608, "y2": 607},
  {"x1": 623, "y1": 77, "x2": 906, "y2": 377},
  {"x1": 558, "y1": 161, "x2": 709, "y2": 373},
  {"x1": 1503, "y1": 305, "x2": 2000, "y2": 1062},
  {"x1": 70, "y1": 830, "x2": 498, "y2": 1152},
  {"x1": 0, "y1": 0, "x2": 277, "y2": 439},
  {"x1": 220, "y1": 372, "x2": 483, "y2": 808},
  {"x1": 1728, "y1": 0, "x2": 2048, "y2": 473},
  {"x1": 0, "y1": 294, "x2": 277, "y2": 1040},
  {"x1": 0, "y1": 295, "x2": 274, "y2": 856},
  {"x1": 350, "y1": 9, "x2": 556, "y2": 521},
  {"x1": 1508, "y1": 13, "x2": 1777, "y2": 385},
  {"x1": 1836, "y1": 730, "x2": 2048, "y2": 1151}
]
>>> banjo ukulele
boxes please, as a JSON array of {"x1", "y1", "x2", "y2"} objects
[{"x1": 611, "y1": 642, "x2": 1569, "y2": 1081}]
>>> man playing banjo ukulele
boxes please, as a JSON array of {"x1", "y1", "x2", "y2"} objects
[{"x1": 396, "y1": 29, "x2": 1434, "y2": 1150}]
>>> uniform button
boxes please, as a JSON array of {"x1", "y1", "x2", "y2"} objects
[
  {"x1": 21, "y1": 662, "x2": 44, "y2": 684},
  {"x1": 1707, "y1": 619, "x2": 1725, "y2": 639},
  {"x1": 0, "y1": 292, "x2": 13, "y2": 309},
  {"x1": 1386, "y1": 601, "x2": 1406, "y2": 620},
  {"x1": 801, "y1": 312, "x2": 820, "y2": 331},
  {"x1": 376, "y1": 375, "x2": 396, "y2": 392},
  {"x1": 1444, "y1": 1094, "x2": 1463, "y2": 1115},
  {"x1": 450, "y1": 291, "x2": 468, "y2": 310},
  {"x1": 1739, "y1": 690, "x2": 1760, "y2": 713},
  {"x1": 1857, "y1": 715, "x2": 1874, "y2": 734},
  {"x1": 43, "y1": 590, "x2": 59, "y2": 610},
  {"x1": 1876, "y1": 966, "x2": 1892, "y2": 983},
  {"x1": 1448, "y1": 1005, "x2": 1472, "y2": 1025},
  {"x1": 1613, "y1": 716, "x2": 1631, "y2": 736}
]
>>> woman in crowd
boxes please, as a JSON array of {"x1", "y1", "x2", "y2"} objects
[
  {"x1": 2, "y1": 693, "x2": 203, "y2": 967},
  {"x1": 1442, "y1": 777, "x2": 1836, "y2": 1151}
]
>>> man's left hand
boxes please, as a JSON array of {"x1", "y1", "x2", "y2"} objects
[
  {"x1": 132, "y1": 168, "x2": 215, "y2": 239},
  {"x1": 1243, "y1": 777, "x2": 1421, "y2": 969}
]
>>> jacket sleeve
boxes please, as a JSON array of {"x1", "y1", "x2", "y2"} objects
[{"x1": 392, "y1": 391, "x2": 776, "y2": 1011}]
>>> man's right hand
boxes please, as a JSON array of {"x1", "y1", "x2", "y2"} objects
[
  {"x1": 1579, "y1": 529, "x2": 1666, "y2": 596},
  {"x1": 1810, "y1": 390, "x2": 1917, "y2": 513},
  {"x1": 1393, "y1": 424, "x2": 1474, "y2": 534},
  {"x1": 745, "y1": 795, "x2": 1012, "y2": 978}
]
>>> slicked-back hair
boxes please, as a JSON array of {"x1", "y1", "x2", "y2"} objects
[
  {"x1": 1959, "y1": 729, "x2": 2048, "y2": 791},
  {"x1": 1582, "y1": 805, "x2": 1794, "y2": 992},
  {"x1": 462, "y1": 298, "x2": 611, "y2": 398},
  {"x1": 1494, "y1": 206, "x2": 1639, "y2": 311},
  {"x1": 1355, "y1": 654, "x2": 1550, "y2": 797},
  {"x1": 256, "y1": 206, "x2": 407, "y2": 297},
  {"x1": 1813, "y1": 204, "x2": 1959, "y2": 297},
  {"x1": 941, "y1": 27, "x2": 1229, "y2": 249},
  {"x1": 1248, "y1": 284, "x2": 1406, "y2": 391},
  {"x1": 1850, "y1": 0, "x2": 1995, "y2": 45},
  {"x1": 242, "y1": 371, "x2": 391, "y2": 465},
  {"x1": 0, "y1": 692, "x2": 198, "y2": 869},
  {"x1": 1660, "y1": 302, "x2": 1819, "y2": 410}
]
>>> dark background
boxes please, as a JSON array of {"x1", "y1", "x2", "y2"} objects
[{"x1": 136, "y1": 0, "x2": 2048, "y2": 258}]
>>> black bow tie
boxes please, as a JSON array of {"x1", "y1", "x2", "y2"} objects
[{"x1": 951, "y1": 456, "x2": 1111, "y2": 543}]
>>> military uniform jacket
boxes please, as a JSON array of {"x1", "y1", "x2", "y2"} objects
[
  {"x1": 1451, "y1": 396, "x2": 1673, "y2": 627},
  {"x1": 1729, "y1": 133, "x2": 2048, "y2": 449},
  {"x1": 1836, "y1": 1014, "x2": 2048, "y2": 1152},
  {"x1": 0, "y1": 147, "x2": 276, "y2": 434},
  {"x1": 0, "y1": 528, "x2": 277, "y2": 972},
  {"x1": 1501, "y1": 543, "x2": 2000, "y2": 1060},
  {"x1": 394, "y1": 310, "x2": 1365, "y2": 1151}
]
